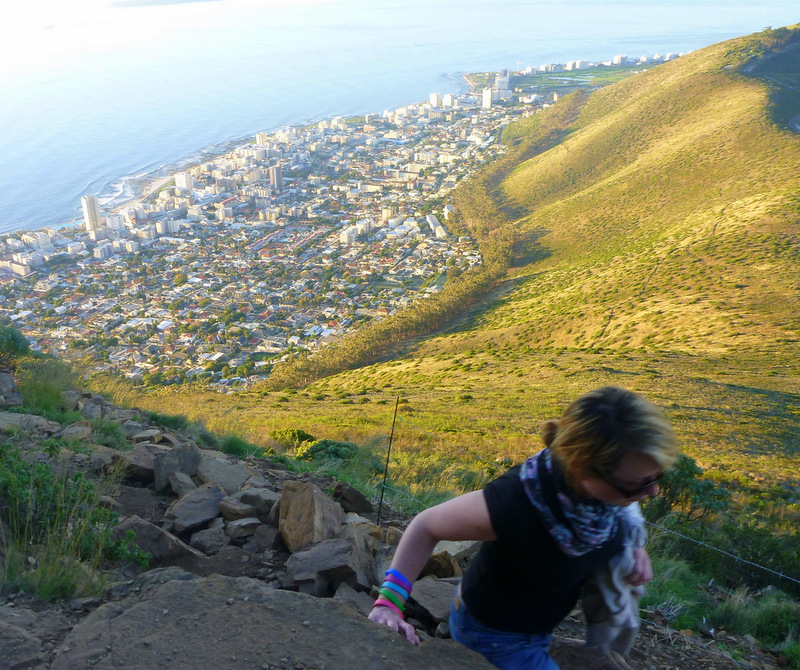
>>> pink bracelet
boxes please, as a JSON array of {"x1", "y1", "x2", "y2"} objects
[{"x1": 374, "y1": 597, "x2": 404, "y2": 619}]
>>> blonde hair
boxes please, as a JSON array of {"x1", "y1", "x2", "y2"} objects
[{"x1": 540, "y1": 386, "x2": 678, "y2": 488}]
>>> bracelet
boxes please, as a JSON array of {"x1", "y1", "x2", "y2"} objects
[
  {"x1": 384, "y1": 573, "x2": 412, "y2": 595},
  {"x1": 385, "y1": 568, "x2": 413, "y2": 591},
  {"x1": 374, "y1": 598, "x2": 404, "y2": 618},
  {"x1": 381, "y1": 580, "x2": 409, "y2": 600},
  {"x1": 378, "y1": 587, "x2": 405, "y2": 611}
]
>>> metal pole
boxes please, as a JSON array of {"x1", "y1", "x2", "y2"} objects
[{"x1": 377, "y1": 396, "x2": 400, "y2": 525}]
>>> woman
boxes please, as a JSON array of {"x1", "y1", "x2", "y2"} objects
[{"x1": 369, "y1": 386, "x2": 678, "y2": 669}]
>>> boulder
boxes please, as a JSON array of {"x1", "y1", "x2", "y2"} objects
[
  {"x1": 153, "y1": 442, "x2": 203, "y2": 492},
  {"x1": 233, "y1": 487, "x2": 281, "y2": 516},
  {"x1": 224, "y1": 517, "x2": 261, "y2": 541},
  {"x1": 56, "y1": 420, "x2": 93, "y2": 441},
  {"x1": 104, "y1": 408, "x2": 139, "y2": 424},
  {"x1": 79, "y1": 402, "x2": 103, "y2": 421},
  {"x1": 168, "y1": 471, "x2": 197, "y2": 497},
  {"x1": 286, "y1": 537, "x2": 377, "y2": 597},
  {"x1": 132, "y1": 428, "x2": 163, "y2": 444},
  {"x1": 88, "y1": 444, "x2": 116, "y2": 472},
  {"x1": 164, "y1": 483, "x2": 225, "y2": 534},
  {"x1": 410, "y1": 576, "x2": 458, "y2": 623},
  {"x1": 278, "y1": 480, "x2": 345, "y2": 552},
  {"x1": 0, "y1": 411, "x2": 61, "y2": 435},
  {"x1": 109, "y1": 485, "x2": 164, "y2": 524},
  {"x1": 421, "y1": 551, "x2": 462, "y2": 579},
  {"x1": 432, "y1": 540, "x2": 481, "y2": 563},
  {"x1": 51, "y1": 574, "x2": 495, "y2": 669},
  {"x1": 190, "y1": 526, "x2": 231, "y2": 555},
  {"x1": 0, "y1": 604, "x2": 71, "y2": 670},
  {"x1": 112, "y1": 515, "x2": 207, "y2": 567},
  {"x1": 334, "y1": 581, "x2": 376, "y2": 617},
  {"x1": 120, "y1": 420, "x2": 146, "y2": 438},
  {"x1": 219, "y1": 496, "x2": 259, "y2": 520},
  {"x1": 385, "y1": 525, "x2": 404, "y2": 546},
  {"x1": 196, "y1": 455, "x2": 251, "y2": 494},
  {"x1": 332, "y1": 481, "x2": 374, "y2": 514},
  {"x1": 113, "y1": 444, "x2": 170, "y2": 484},
  {"x1": 60, "y1": 389, "x2": 81, "y2": 412},
  {"x1": 253, "y1": 524, "x2": 281, "y2": 551}
]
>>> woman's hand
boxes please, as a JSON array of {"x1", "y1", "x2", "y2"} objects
[
  {"x1": 626, "y1": 547, "x2": 653, "y2": 586},
  {"x1": 368, "y1": 605, "x2": 420, "y2": 645}
]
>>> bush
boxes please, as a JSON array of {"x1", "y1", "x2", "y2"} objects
[
  {"x1": 146, "y1": 411, "x2": 189, "y2": 431},
  {"x1": 270, "y1": 427, "x2": 316, "y2": 451},
  {"x1": 0, "y1": 442, "x2": 149, "y2": 600},
  {"x1": 220, "y1": 435, "x2": 262, "y2": 458},
  {"x1": 15, "y1": 357, "x2": 78, "y2": 420},
  {"x1": 295, "y1": 438, "x2": 359, "y2": 462},
  {"x1": 0, "y1": 325, "x2": 30, "y2": 369}
]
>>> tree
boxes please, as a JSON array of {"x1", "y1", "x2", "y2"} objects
[{"x1": 0, "y1": 326, "x2": 31, "y2": 369}]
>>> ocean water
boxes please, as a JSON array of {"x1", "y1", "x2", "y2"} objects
[{"x1": 0, "y1": 0, "x2": 797, "y2": 235}]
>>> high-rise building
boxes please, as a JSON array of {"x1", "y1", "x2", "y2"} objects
[
  {"x1": 81, "y1": 194, "x2": 103, "y2": 232},
  {"x1": 482, "y1": 87, "x2": 493, "y2": 109},
  {"x1": 269, "y1": 164, "x2": 283, "y2": 191},
  {"x1": 429, "y1": 92, "x2": 442, "y2": 107},
  {"x1": 175, "y1": 172, "x2": 195, "y2": 190}
]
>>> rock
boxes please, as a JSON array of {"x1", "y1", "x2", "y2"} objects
[
  {"x1": 286, "y1": 537, "x2": 377, "y2": 597},
  {"x1": 332, "y1": 481, "x2": 374, "y2": 513},
  {"x1": 421, "y1": 551, "x2": 462, "y2": 579},
  {"x1": 410, "y1": 576, "x2": 457, "y2": 623},
  {"x1": 224, "y1": 517, "x2": 262, "y2": 541},
  {"x1": 219, "y1": 496, "x2": 259, "y2": 520},
  {"x1": 233, "y1": 487, "x2": 281, "y2": 516},
  {"x1": 132, "y1": 428, "x2": 163, "y2": 444},
  {"x1": 56, "y1": 420, "x2": 93, "y2": 441},
  {"x1": 51, "y1": 574, "x2": 495, "y2": 669},
  {"x1": 278, "y1": 480, "x2": 345, "y2": 552},
  {"x1": 253, "y1": 524, "x2": 281, "y2": 551},
  {"x1": 196, "y1": 455, "x2": 251, "y2": 494},
  {"x1": 385, "y1": 525, "x2": 404, "y2": 546},
  {"x1": 120, "y1": 420, "x2": 146, "y2": 438},
  {"x1": 104, "y1": 408, "x2": 139, "y2": 424},
  {"x1": 110, "y1": 485, "x2": 164, "y2": 524},
  {"x1": 0, "y1": 372, "x2": 15, "y2": 396},
  {"x1": 79, "y1": 402, "x2": 103, "y2": 420},
  {"x1": 112, "y1": 515, "x2": 207, "y2": 567},
  {"x1": 0, "y1": 411, "x2": 61, "y2": 435},
  {"x1": 242, "y1": 473, "x2": 273, "y2": 489},
  {"x1": 164, "y1": 483, "x2": 226, "y2": 534},
  {"x1": 432, "y1": 540, "x2": 481, "y2": 563},
  {"x1": 190, "y1": 526, "x2": 231, "y2": 555},
  {"x1": 334, "y1": 581, "x2": 376, "y2": 617},
  {"x1": 88, "y1": 444, "x2": 116, "y2": 472},
  {"x1": 153, "y1": 442, "x2": 203, "y2": 492},
  {"x1": 168, "y1": 471, "x2": 198, "y2": 497},
  {"x1": 0, "y1": 604, "x2": 71, "y2": 670},
  {"x1": 60, "y1": 389, "x2": 81, "y2": 412},
  {"x1": 0, "y1": 391, "x2": 23, "y2": 408},
  {"x1": 113, "y1": 444, "x2": 170, "y2": 484}
]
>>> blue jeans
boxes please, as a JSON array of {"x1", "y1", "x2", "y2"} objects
[{"x1": 449, "y1": 598, "x2": 560, "y2": 670}]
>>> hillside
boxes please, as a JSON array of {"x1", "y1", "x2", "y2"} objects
[{"x1": 95, "y1": 26, "x2": 800, "y2": 610}]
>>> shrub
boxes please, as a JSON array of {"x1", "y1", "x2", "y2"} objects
[
  {"x1": 295, "y1": 438, "x2": 359, "y2": 462},
  {"x1": 15, "y1": 357, "x2": 78, "y2": 420},
  {"x1": 146, "y1": 411, "x2": 189, "y2": 431},
  {"x1": 220, "y1": 435, "x2": 262, "y2": 457},
  {"x1": 0, "y1": 442, "x2": 149, "y2": 600},
  {"x1": 0, "y1": 325, "x2": 30, "y2": 370},
  {"x1": 270, "y1": 428, "x2": 316, "y2": 451}
]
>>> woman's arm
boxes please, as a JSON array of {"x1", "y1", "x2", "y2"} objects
[{"x1": 368, "y1": 490, "x2": 497, "y2": 643}]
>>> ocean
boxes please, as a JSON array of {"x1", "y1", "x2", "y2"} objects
[{"x1": 0, "y1": 0, "x2": 797, "y2": 235}]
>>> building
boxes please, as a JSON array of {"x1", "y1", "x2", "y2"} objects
[
  {"x1": 429, "y1": 92, "x2": 442, "y2": 107},
  {"x1": 81, "y1": 194, "x2": 103, "y2": 232},
  {"x1": 269, "y1": 164, "x2": 283, "y2": 192},
  {"x1": 175, "y1": 172, "x2": 195, "y2": 190},
  {"x1": 482, "y1": 87, "x2": 493, "y2": 109}
]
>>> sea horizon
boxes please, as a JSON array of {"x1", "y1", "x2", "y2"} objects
[{"x1": 1, "y1": 0, "x2": 797, "y2": 237}]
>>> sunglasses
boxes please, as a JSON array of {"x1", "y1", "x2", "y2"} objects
[{"x1": 602, "y1": 472, "x2": 664, "y2": 499}]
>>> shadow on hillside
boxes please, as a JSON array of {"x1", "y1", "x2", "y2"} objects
[{"x1": 511, "y1": 227, "x2": 552, "y2": 268}]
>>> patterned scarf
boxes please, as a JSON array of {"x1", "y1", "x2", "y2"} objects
[{"x1": 520, "y1": 448, "x2": 620, "y2": 557}]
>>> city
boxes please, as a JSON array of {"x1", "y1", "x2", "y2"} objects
[{"x1": 0, "y1": 55, "x2": 671, "y2": 389}]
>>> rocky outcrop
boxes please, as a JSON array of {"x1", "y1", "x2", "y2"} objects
[{"x1": 50, "y1": 571, "x2": 495, "y2": 670}]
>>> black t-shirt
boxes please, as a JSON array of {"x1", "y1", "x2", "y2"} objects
[{"x1": 460, "y1": 465, "x2": 623, "y2": 635}]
